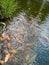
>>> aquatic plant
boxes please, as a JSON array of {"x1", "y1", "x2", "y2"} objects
[{"x1": 0, "y1": 0, "x2": 18, "y2": 20}]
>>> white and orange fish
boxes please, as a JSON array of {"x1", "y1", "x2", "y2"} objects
[{"x1": 6, "y1": 43, "x2": 11, "y2": 49}]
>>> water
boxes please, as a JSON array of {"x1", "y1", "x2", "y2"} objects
[
  {"x1": 0, "y1": 0, "x2": 49, "y2": 65},
  {"x1": 2, "y1": 13, "x2": 38, "y2": 65}
]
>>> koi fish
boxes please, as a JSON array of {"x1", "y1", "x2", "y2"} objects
[
  {"x1": 4, "y1": 53, "x2": 10, "y2": 62},
  {"x1": 0, "y1": 37, "x2": 4, "y2": 41},
  {"x1": 0, "y1": 53, "x2": 10, "y2": 64},
  {"x1": 6, "y1": 35, "x2": 11, "y2": 40},
  {"x1": 6, "y1": 43, "x2": 11, "y2": 49},
  {"x1": 10, "y1": 50, "x2": 18, "y2": 54},
  {"x1": 26, "y1": 43, "x2": 33, "y2": 46}
]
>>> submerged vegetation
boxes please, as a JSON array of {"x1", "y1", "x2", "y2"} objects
[{"x1": 0, "y1": 0, "x2": 18, "y2": 21}]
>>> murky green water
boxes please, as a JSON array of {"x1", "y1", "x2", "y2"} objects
[
  {"x1": 16, "y1": 0, "x2": 49, "y2": 24},
  {"x1": 0, "y1": 0, "x2": 49, "y2": 65}
]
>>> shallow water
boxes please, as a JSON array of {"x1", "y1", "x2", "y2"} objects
[
  {"x1": 2, "y1": 13, "x2": 38, "y2": 65},
  {"x1": 0, "y1": 0, "x2": 49, "y2": 65}
]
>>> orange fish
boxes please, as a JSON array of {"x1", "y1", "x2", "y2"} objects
[
  {"x1": 10, "y1": 50, "x2": 18, "y2": 54},
  {"x1": 26, "y1": 43, "x2": 33, "y2": 46},
  {"x1": 0, "y1": 37, "x2": 4, "y2": 41},
  {"x1": 6, "y1": 43, "x2": 11, "y2": 49},
  {"x1": 6, "y1": 35, "x2": 11, "y2": 40}
]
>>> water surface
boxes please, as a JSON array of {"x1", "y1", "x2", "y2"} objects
[{"x1": 0, "y1": 0, "x2": 49, "y2": 65}]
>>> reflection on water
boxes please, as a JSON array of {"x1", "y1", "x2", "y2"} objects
[
  {"x1": 17, "y1": 0, "x2": 49, "y2": 24},
  {"x1": 0, "y1": 0, "x2": 49, "y2": 65},
  {"x1": 35, "y1": 15, "x2": 49, "y2": 65}
]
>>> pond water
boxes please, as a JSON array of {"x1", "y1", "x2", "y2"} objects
[{"x1": 0, "y1": 0, "x2": 49, "y2": 65}]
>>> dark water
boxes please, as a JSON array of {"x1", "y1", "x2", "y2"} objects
[
  {"x1": 0, "y1": 0, "x2": 49, "y2": 65},
  {"x1": 16, "y1": 0, "x2": 49, "y2": 23}
]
